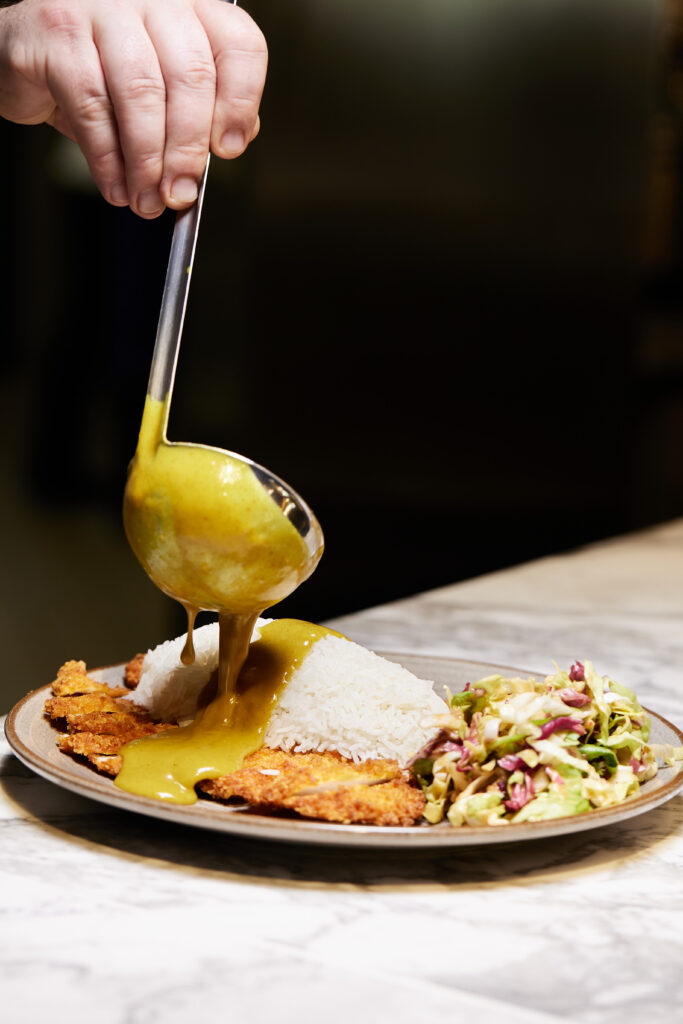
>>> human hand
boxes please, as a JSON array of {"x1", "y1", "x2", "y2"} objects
[{"x1": 0, "y1": 0, "x2": 267, "y2": 217}]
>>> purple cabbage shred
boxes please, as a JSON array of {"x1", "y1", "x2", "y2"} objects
[
  {"x1": 538, "y1": 716, "x2": 586, "y2": 739},
  {"x1": 558, "y1": 688, "x2": 591, "y2": 707},
  {"x1": 498, "y1": 754, "x2": 526, "y2": 772},
  {"x1": 504, "y1": 772, "x2": 535, "y2": 811},
  {"x1": 569, "y1": 661, "x2": 585, "y2": 682}
]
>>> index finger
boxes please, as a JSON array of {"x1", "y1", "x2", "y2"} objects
[{"x1": 94, "y1": 10, "x2": 167, "y2": 217}]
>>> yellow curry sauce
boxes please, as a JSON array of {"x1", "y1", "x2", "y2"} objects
[{"x1": 118, "y1": 395, "x2": 325, "y2": 804}]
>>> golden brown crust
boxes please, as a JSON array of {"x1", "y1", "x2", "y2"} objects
[
  {"x1": 50, "y1": 660, "x2": 129, "y2": 698},
  {"x1": 45, "y1": 691, "x2": 154, "y2": 735},
  {"x1": 57, "y1": 724, "x2": 177, "y2": 776},
  {"x1": 58, "y1": 742, "x2": 123, "y2": 775},
  {"x1": 124, "y1": 653, "x2": 145, "y2": 689},
  {"x1": 58, "y1": 732, "x2": 131, "y2": 759},
  {"x1": 45, "y1": 660, "x2": 175, "y2": 775},
  {"x1": 89, "y1": 755, "x2": 122, "y2": 776},
  {"x1": 285, "y1": 778, "x2": 426, "y2": 827},
  {"x1": 198, "y1": 747, "x2": 425, "y2": 826},
  {"x1": 57, "y1": 724, "x2": 174, "y2": 756},
  {"x1": 199, "y1": 747, "x2": 400, "y2": 802},
  {"x1": 46, "y1": 692, "x2": 144, "y2": 717}
]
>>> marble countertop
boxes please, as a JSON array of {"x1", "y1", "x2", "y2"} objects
[{"x1": 3, "y1": 520, "x2": 683, "y2": 1024}]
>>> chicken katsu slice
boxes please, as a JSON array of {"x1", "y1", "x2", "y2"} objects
[
  {"x1": 199, "y1": 748, "x2": 400, "y2": 802},
  {"x1": 58, "y1": 723, "x2": 175, "y2": 757},
  {"x1": 89, "y1": 755, "x2": 121, "y2": 777},
  {"x1": 58, "y1": 723, "x2": 177, "y2": 777},
  {"x1": 60, "y1": 711, "x2": 157, "y2": 735},
  {"x1": 58, "y1": 732, "x2": 133, "y2": 758},
  {"x1": 199, "y1": 747, "x2": 425, "y2": 825},
  {"x1": 124, "y1": 653, "x2": 145, "y2": 689},
  {"x1": 45, "y1": 693, "x2": 144, "y2": 717},
  {"x1": 50, "y1": 660, "x2": 129, "y2": 698},
  {"x1": 287, "y1": 777, "x2": 426, "y2": 827},
  {"x1": 45, "y1": 690, "x2": 155, "y2": 735}
]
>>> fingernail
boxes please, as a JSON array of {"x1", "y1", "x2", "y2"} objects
[
  {"x1": 170, "y1": 176, "x2": 199, "y2": 203},
  {"x1": 139, "y1": 189, "x2": 163, "y2": 214},
  {"x1": 220, "y1": 129, "x2": 244, "y2": 156},
  {"x1": 111, "y1": 181, "x2": 128, "y2": 205}
]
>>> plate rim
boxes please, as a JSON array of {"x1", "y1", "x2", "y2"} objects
[{"x1": 5, "y1": 654, "x2": 683, "y2": 848}]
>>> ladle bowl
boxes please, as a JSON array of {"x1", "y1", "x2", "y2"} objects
[{"x1": 123, "y1": 436, "x2": 324, "y2": 615}]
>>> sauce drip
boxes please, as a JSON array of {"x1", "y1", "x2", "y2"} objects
[
  {"x1": 180, "y1": 604, "x2": 198, "y2": 666},
  {"x1": 115, "y1": 618, "x2": 342, "y2": 804},
  {"x1": 119, "y1": 395, "x2": 324, "y2": 804}
]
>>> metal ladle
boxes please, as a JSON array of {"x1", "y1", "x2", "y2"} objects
[{"x1": 127, "y1": 156, "x2": 324, "y2": 613}]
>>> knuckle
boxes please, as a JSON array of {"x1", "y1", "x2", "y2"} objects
[
  {"x1": 168, "y1": 138, "x2": 209, "y2": 164},
  {"x1": 175, "y1": 54, "x2": 216, "y2": 92},
  {"x1": 229, "y1": 38, "x2": 268, "y2": 71},
  {"x1": 223, "y1": 93, "x2": 260, "y2": 125},
  {"x1": 121, "y1": 73, "x2": 166, "y2": 106},
  {"x1": 37, "y1": 1, "x2": 84, "y2": 39},
  {"x1": 72, "y1": 89, "x2": 111, "y2": 126},
  {"x1": 134, "y1": 149, "x2": 163, "y2": 176},
  {"x1": 89, "y1": 144, "x2": 121, "y2": 174}
]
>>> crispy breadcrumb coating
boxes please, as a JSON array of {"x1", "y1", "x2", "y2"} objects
[
  {"x1": 45, "y1": 691, "x2": 155, "y2": 735},
  {"x1": 124, "y1": 653, "x2": 145, "y2": 689},
  {"x1": 199, "y1": 747, "x2": 425, "y2": 826},
  {"x1": 50, "y1": 660, "x2": 129, "y2": 698},
  {"x1": 199, "y1": 747, "x2": 399, "y2": 801},
  {"x1": 57, "y1": 724, "x2": 177, "y2": 775},
  {"x1": 45, "y1": 663, "x2": 174, "y2": 757},
  {"x1": 286, "y1": 777, "x2": 425, "y2": 826}
]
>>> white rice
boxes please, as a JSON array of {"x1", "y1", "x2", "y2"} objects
[
  {"x1": 266, "y1": 635, "x2": 445, "y2": 763},
  {"x1": 127, "y1": 621, "x2": 221, "y2": 720},
  {"x1": 129, "y1": 621, "x2": 446, "y2": 765}
]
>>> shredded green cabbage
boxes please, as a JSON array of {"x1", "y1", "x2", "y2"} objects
[{"x1": 411, "y1": 661, "x2": 683, "y2": 827}]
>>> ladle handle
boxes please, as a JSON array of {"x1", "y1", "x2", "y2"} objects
[
  {"x1": 146, "y1": 0, "x2": 236, "y2": 404},
  {"x1": 146, "y1": 159, "x2": 210, "y2": 403}
]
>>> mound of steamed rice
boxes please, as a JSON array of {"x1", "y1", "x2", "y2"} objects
[{"x1": 129, "y1": 621, "x2": 446, "y2": 765}]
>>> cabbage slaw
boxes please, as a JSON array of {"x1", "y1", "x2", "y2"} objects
[{"x1": 410, "y1": 661, "x2": 683, "y2": 827}]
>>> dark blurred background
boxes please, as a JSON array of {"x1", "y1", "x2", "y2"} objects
[{"x1": 2, "y1": 0, "x2": 683, "y2": 706}]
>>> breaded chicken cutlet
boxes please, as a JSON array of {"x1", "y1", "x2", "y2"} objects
[
  {"x1": 198, "y1": 748, "x2": 425, "y2": 826},
  {"x1": 45, "y1": 659, "x2": 177, "y2": 774},
  {"x1": 45, "y1": 657, "x2": 426, "y2": 826}
]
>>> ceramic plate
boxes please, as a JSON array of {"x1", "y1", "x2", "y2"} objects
[{"x1": 5, "y1": 653, "x2": 683, "y2": 847}]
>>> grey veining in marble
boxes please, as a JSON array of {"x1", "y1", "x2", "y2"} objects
[{"x1": 2, "y1": 520, "x2": 683, "y2": 1024}]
